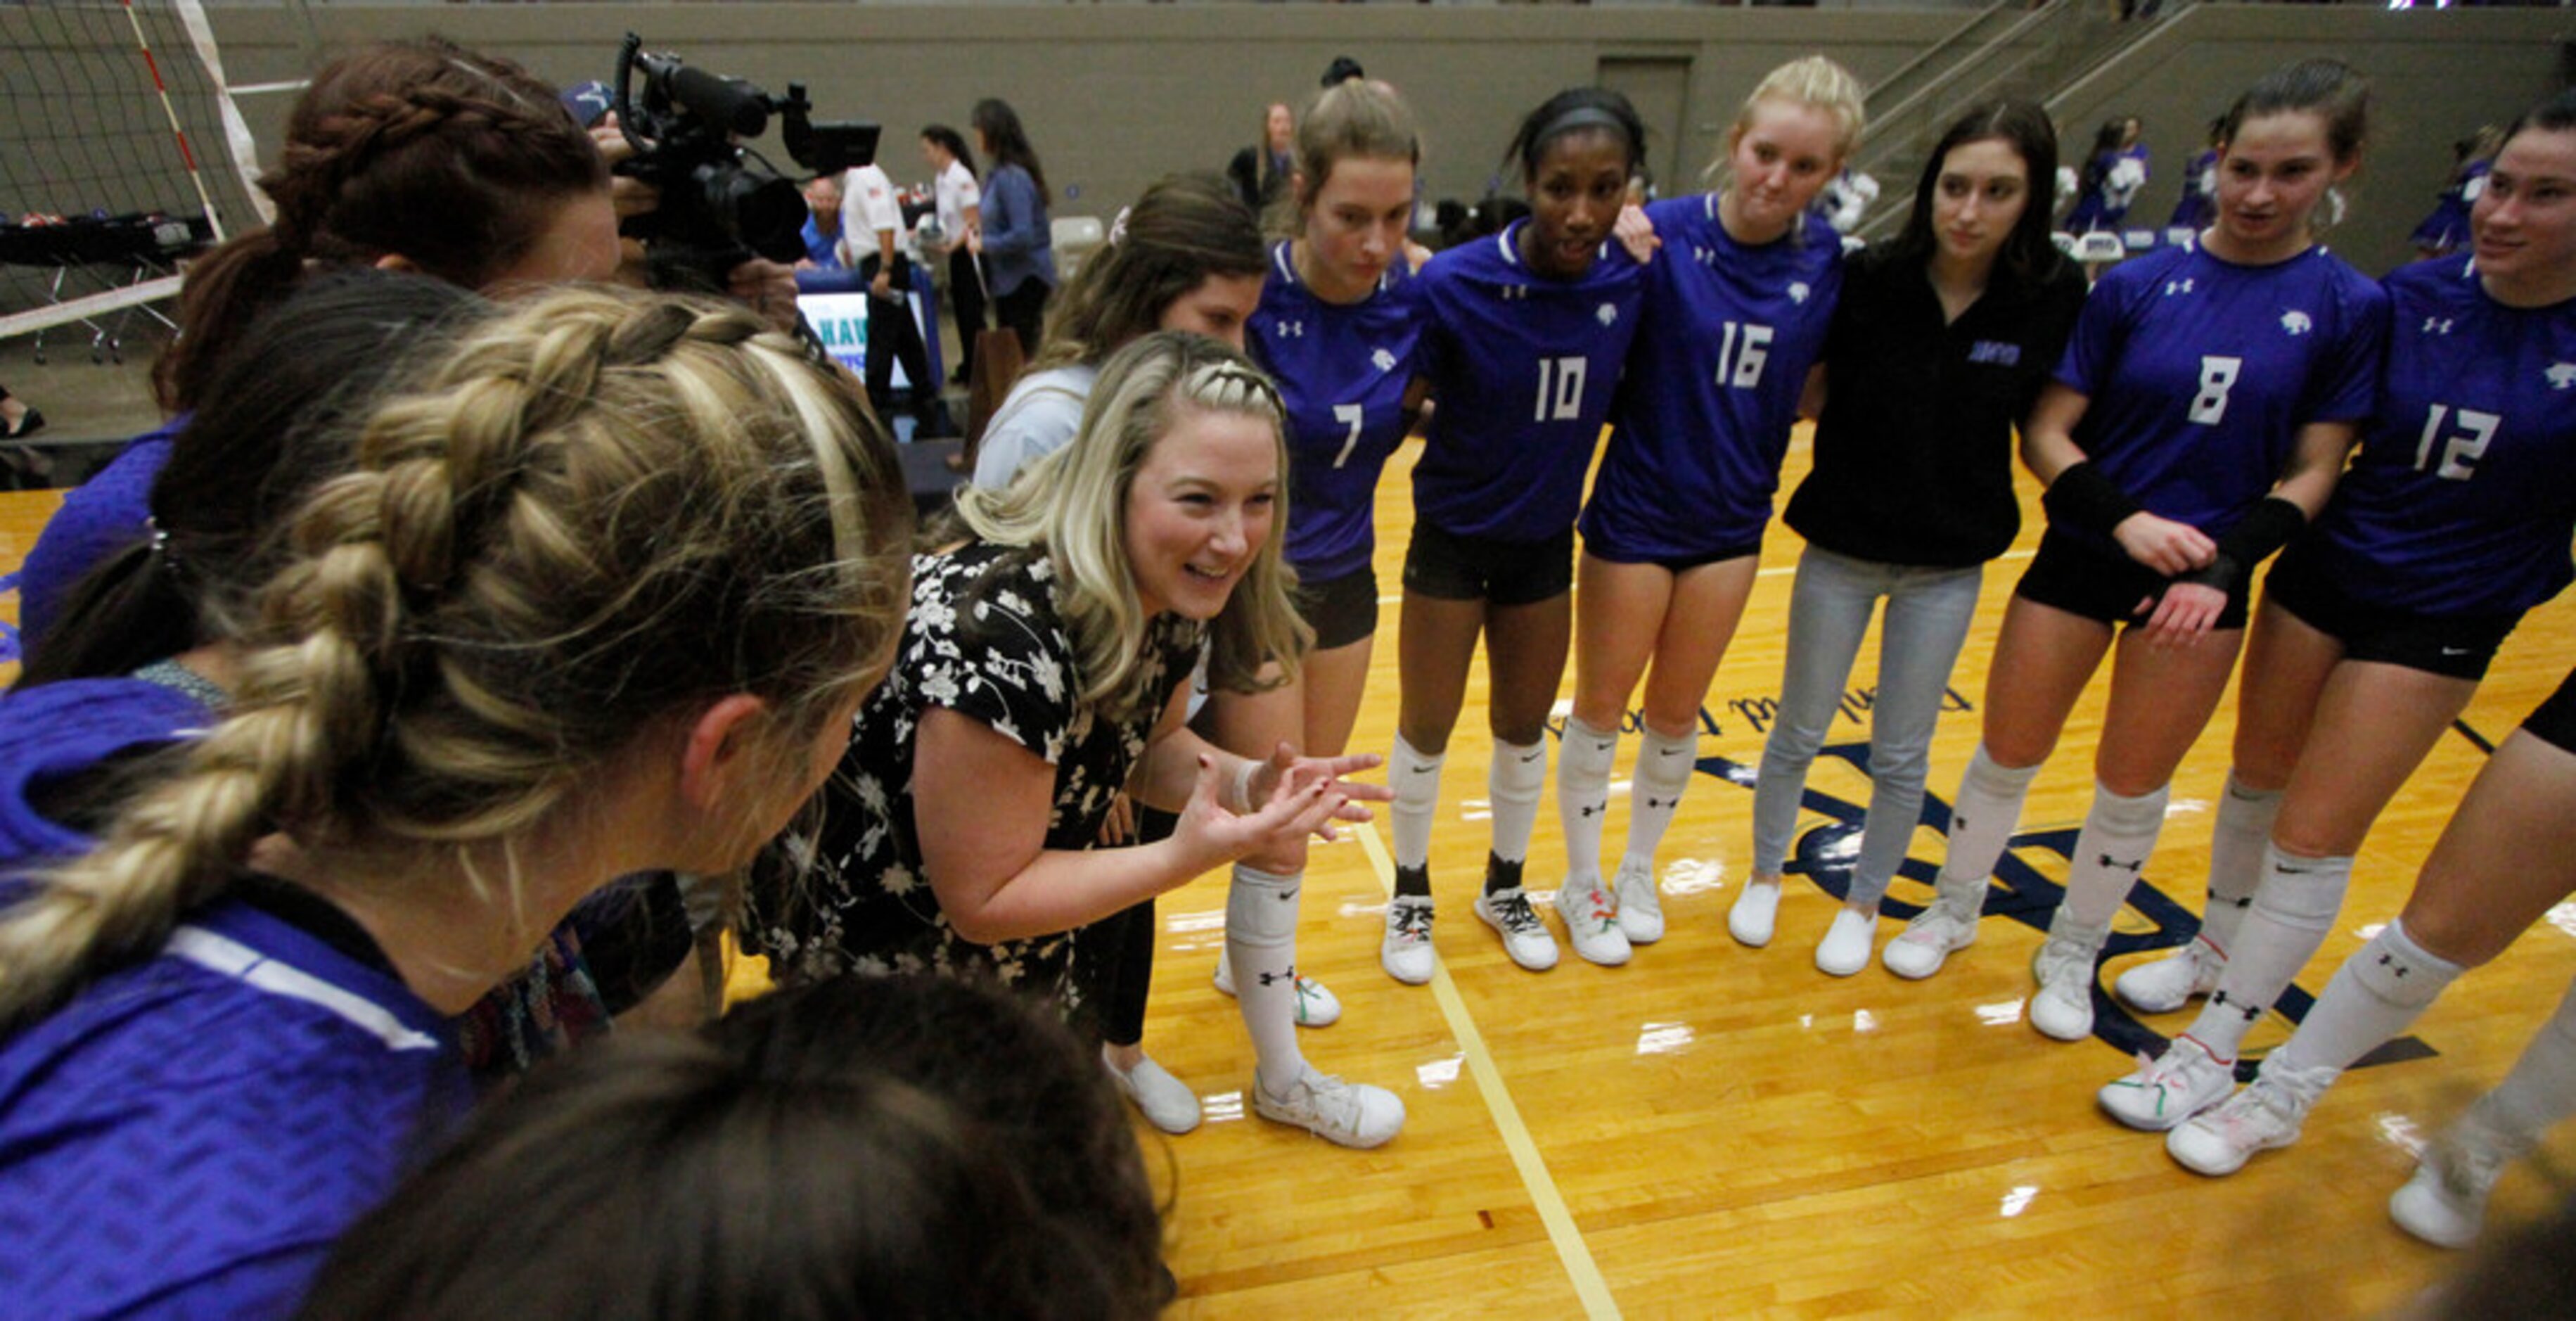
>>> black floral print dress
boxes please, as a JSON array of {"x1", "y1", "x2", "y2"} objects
[{"x1": 748, "y1": 542, "x2": 1200, "y2": 1009}]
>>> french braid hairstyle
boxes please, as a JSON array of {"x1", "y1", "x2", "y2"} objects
[
  {"x1": 1027, "y1": 172, "x2": 1265, "y2": 374},
  {"x1": 956, "y1": 330, "x2": 1309, "y2": 716},
  {"x1": 153, "y1": 37, "x2": 606, "y2": 411},
  {"x1": 18, "y1": 269, "x2": 492, "y2": 689},
  {"x1": 0, "y1": 287, "x2": 911, "y2": 1028}
]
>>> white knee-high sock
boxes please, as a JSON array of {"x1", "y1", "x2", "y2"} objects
[
  {"x1": 1226, "y1": 862, "x2": 1308, "y2": 1095},
  {"x1": 2061, "y1": 781, "x2": 2170, "y2": 930},
  {"x1": 1620, "y1": 725, "x2": 1699, "y2": 876},
  {"x1": 2271, "y1": 916, "x2": 2463, "y2": 1079},
  {"x1": 2470, "y1": 973, "x2": 2576, "y2": 1146},
  {"x1": 2201, "y1": 771, "x2": 2284, "y2": 957},
  {"x1": 1489, "y1": 736, "x2": 1546, "y2": 867},
  {"x1": 1390, "y1": 733, "x2": 1444, "y2": 877},
  {"x1": 1938, "y1": 744, "x2": 2042, "y2": 890},
  {"x1": 1558, "y1": 716, "x2": 1620, "y2": 884},
  {"x1": 2189, "y1": 847, "x2": 2352, "y2": 1059}
]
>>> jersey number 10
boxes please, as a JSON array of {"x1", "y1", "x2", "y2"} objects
[{"x1": 1534, "y1": 357, "x2": 1589, "y2": 421}]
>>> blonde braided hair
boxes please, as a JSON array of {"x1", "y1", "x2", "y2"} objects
[
  {"x1": 959, "y1": 331, "x2": 1308, "y2": 719},
  {"x1": 3, "y1": 286, "x2": 910, "y2": 1026}
]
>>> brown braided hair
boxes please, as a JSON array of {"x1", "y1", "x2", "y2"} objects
[
  {"x1": 4, "y1": 286, "x2": 912, "y2": 1027},
  {"x1": 154, "y1": 37, "x2": 607, "y2": 411}
]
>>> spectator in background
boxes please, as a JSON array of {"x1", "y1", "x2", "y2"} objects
[
  {"x1": 0, "y1": 384, "x2": 39, "y2": 440},
  {"x1": 2170, "y1": 117, "x2": 2222, "y2": 231},
  {"x1": 2064, "y1": 115, "x2": 2148, "y2": 234},
  {"x1": 970, "y1": 98, "x2": 1058, "y2": 357},
  {"x1": 794, "y1": 173, "x2": 861, "y2": 295},
  {"x1": 1228, "y1": 102, "x2": 1296, "y2": 219},
  {"x1": 2412, "y1": 125, "x2": 2505, "y2": 261},
  {"x1": 921, "y1": 125, "x2": 988, "y2": 386},
  {"x1": 844, "y1": 160, "x2": 947, "y2": 438}
]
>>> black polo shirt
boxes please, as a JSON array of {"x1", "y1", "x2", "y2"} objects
[{"x1": 1783, "y1": 242, "x2": 2087, "y2": 568}]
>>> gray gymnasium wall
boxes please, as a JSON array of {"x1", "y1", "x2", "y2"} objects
[{"x1": 89, "y1": 6, "x2": 2576, "y2": 279}]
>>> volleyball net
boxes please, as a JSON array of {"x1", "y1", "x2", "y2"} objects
[{"x1": 0, "y1": 0, "x2": 271, "y2": 348}]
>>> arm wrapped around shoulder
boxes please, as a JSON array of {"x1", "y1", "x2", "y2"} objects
[
  {"x1": 2039, "y1": 460, "x2": 2143, "y2": 538},
  {"x1": 2179, "y1": 495, "x2": 2308, "y2": 595}
]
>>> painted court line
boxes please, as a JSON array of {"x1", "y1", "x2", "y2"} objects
[{"x1": 1354, "y1": 820, "x2": 1620, "y2": 1320}]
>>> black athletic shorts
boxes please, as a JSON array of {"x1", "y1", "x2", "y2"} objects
[
  {"x1": 2524, "y1": 668, "x2": 2576, "y2": 755},
  {"x1": 2264, "y1": 547, "x2": 2521, "y2": 682},
  {"x1": 1403, "y1": 521, "x2": 1576, "y2": 607},
  {"x1": 2013, "y1": 530, "x2": 2251, "y2": 632},
  {"x1": 1295, "y1": 565, "x2": 1379, "y2": 651}
]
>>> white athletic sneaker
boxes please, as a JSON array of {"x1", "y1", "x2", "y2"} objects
[
  {"x1": 1814, "y1": 907, "x2": 1878, "y2": 978},
  {"x1": 2388, "y1": 1115, "x2": 2525, "y2": 1249},
  {"x1": 2029, "y1": 921, "x2": 2108, "y2": 1042},
  {"x1": 1882, "y1": 883, "x2": 1982, "y2": 981},
  {"x1": 2165, "y1": 1061, "x2": 2335, "y2": 1176},
  {"x1": 1475, "y1": 886, "x2": 1560, "y2": 971},
  {"x1": 1554, "y1": 874, "x2": 1632, "y2": 966},
  {"x1": 1252, "y1": 1063, "x2": 1406, "y2": 1149},
  {"x1": 1729, "y1": 879, "x2": 1783, "y2": 948},
  {"x1": 2114, "y1": 936, "x2": 2226, "y2": 1014},
  {"x1": 1380, "y1": 896, "x2": 1435, "y2": 985},
  {"x1": 1613, "y1": 859, "x2": 1664, "y2": 944},
  {"x1": 1213, "y1": 949, "x2": 1343, "y2": 1027},
  {"x1": 2098, "y1": 1034, "x2": 2236, "y2": 1131},
  {"x1": 1104, "y1": 1047, "x2": 1201, "y2": 1135}
]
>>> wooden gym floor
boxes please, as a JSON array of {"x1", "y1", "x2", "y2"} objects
[{"x1": 7, "y1": 418, "x2": 2572, "y2": 1319}]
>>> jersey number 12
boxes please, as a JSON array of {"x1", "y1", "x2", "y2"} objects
[{"x1": 2413, "y1": 404, "x2": 2497, "y2": 481}]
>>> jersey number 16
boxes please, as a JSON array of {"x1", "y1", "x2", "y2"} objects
[{"x1": 1714, "y1": 322, "x2": 1774, "y2": 390}]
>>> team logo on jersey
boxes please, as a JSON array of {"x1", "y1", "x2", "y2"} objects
[
  {"x1": 1966, "y1": 340, "x2": 2021, "y2": 366},
  {"x1": 2549, "y1": 363, "x2": 2576, "y2": 391},
  {"x1": 2280, "y1": 310, "x2": 2313, "y2": 336},
  {"x1": 1371, "y1": 347, "x2": 1398, "y2": 373},
  {"x1": 1274, "y1": 321, "x2": 1305, "y2": 339},
  {"x1": 2423, "y1": 317, "x2": 2456, "y2": 336},
  {"x1": 2164, "y1": 277, "x2": 2195, "y2": 297},
  {"x1": 1596, "y1": 302, "x2": 1620, "y2": 327},
  {"x1": 1788, "y1": 281, "x2": 1812, "y2": 305}
]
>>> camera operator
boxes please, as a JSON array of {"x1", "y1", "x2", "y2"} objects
[
  {"x1": 580, "y1": 105, "x2": 802, "y2": 333},
  {"x1": 843, "y1": 160, "x2": 948, "y2": 438}
]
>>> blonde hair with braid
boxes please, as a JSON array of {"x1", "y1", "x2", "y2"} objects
[
  {"x1": 1, "y1": 286, "x2": 911, "y2": 1026},
  {"x1": 957, "y1": 331, "x2": 1309, "y2": 718}
]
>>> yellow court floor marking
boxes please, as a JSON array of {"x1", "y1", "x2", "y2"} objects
[{"x1": 1354, "y1": 819, "x2": 1621, "y2": 1320}]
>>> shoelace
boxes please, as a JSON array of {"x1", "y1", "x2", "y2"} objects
[
  {"x1": 1491, "y1": 893, "x2": 1545, "y2": 934},
  {"x1": 1391, "y1": 902, "x2": 1432, "y2": 941}
]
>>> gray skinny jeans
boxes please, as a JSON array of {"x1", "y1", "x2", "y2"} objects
[{"x1": 1750, "y1": 544, "x2": 1983, "y2": 910}]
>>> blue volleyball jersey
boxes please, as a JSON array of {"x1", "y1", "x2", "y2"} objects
[
  {"x1": 0, "y1": 898, "x2": 466, "y2": 1319},
  {"x1": 2303, "y1": 256, "x2": 2576, "y2": 616},
  {"x1": 1581, "y1": 199, "x2": 1842, "y2": 561},
  {"x1": 1412, "y1": 221, "x2": 1644, "y2": 542},
  {"x1": 1247, "y1": 241, "x2": 1424, "y2": 581},
  {"x1": 2053, "y1": 243, "x2": 2386, "y2": 556}
]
